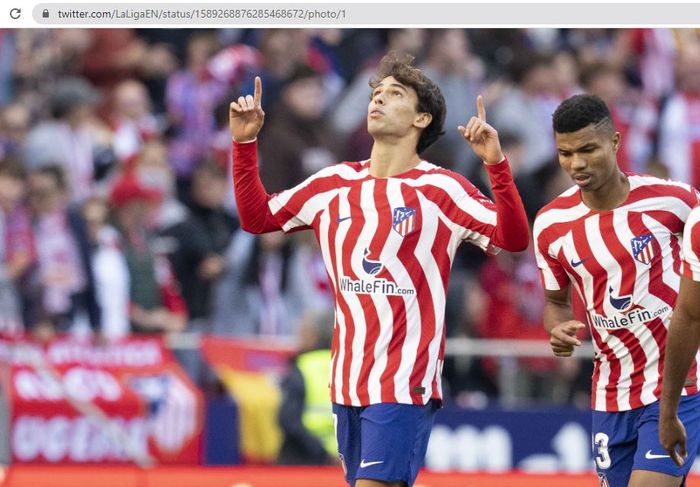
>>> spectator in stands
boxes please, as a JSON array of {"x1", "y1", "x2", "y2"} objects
[
  {"x1": 110, "y1": 79, "x2": 162, "y2": 163},
  {"x1": 658, "y1": 43, "x2": 700, "y2": 188},
  {"x1": 0, "y1": 102, "x2": 31, "y2": 160},
  {"x1": 161, "y1": 160, "x2": 238, "y2": 325},
  {"x1": 83, "y1": 196, "x2": 130, "y2": 341},
  {"x1": 278, "y1": 308, "x2": 337, "y2": 465},
  {"x1": 0, "y1": 158, "x2": 33, "y2": 334},
  {"x1": 491, "y1": 52, "x2": 560, "y2": 175},
  {"x1": 420, "y1": 29, "x2": 484, "y2": 173},
  {"x1": 24, "y1": 165, "x2": 99, "y2": 340},
  {"x1": 110, "y1": 176, "x2": 187, "y2": 334},
  {"x1": 24, "y1": 77, "x2": 100, "y2": 202},
  {"x1": 166, "y1": 32, "x2": 227, "y2": 193},
  {"x1": 259, "y1": 64, "x2": 339, "y2": 194}
]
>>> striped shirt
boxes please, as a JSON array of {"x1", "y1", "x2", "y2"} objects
[
  {"x1": 269, "y1": 159, "x2": 501, "y2": 406},
  {"x1": 534, "y1": 174, "x2": 700, "y2": 412}
]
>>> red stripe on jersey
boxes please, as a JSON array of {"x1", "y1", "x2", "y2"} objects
[
  {"x1": 327, "y1": 195, "x2": 349, "y2": 405},
  {"x1": 625, "y1": 180, "x2": 698, "y2": 209},
  {"x1": 339, "y1": 184, "x2": 366, "y2": 404},
  {"x1": 646, "y1": 317, "x2": 667, "y2": 400},
  {"x1": 413, "y1": 183, "x2": 496, "y2": 241},
  {"x1": 571, "y1": 220, "x2": 608, "y2": 316},
  {"x1": 355, "y1": 180, "x2": 392, "y2": 404},
  {"x1": 609, "y1": 327, "x2": 647, "y2": 409},
  {"x1": 375, "y1": 183, "x2": 407, "y2": 403},
  {"x1": 430, "y1": 218, "x2": 453, "y2": 400},
  {"x1": 600, "y1": 213, "x2": 636, "y2": 297},
  {"x1": 630, "y1": 212, "x2": 677, "y2": 308},
  {"x1": 400, "y1": 186, "x2": 437, "y2": 405},
  {"x1": 536, "y1": 190, "x2": 581, "y2": 214}
]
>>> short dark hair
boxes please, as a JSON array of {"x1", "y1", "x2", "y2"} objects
[
  {"x1": 370, "y1": 52, "x2": 446, "y2": 154},
  {"x1": 0, "y1": 157, "x2": 26, "y2": 180},
  {"x1": 552, "y1": 94, "x2": 614, "y2": 134}
]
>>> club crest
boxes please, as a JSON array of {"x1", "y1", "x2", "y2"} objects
[
  {"x1": 631, "y1": 234, "x2": 655, "y2": 265},
  {"x1": 392, "y1": 207, "x2": 417, "y2": 236}
]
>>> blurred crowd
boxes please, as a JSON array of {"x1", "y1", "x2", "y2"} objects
[{"x1": 2, "y1": 27, "x2": 700, "y2": 407}]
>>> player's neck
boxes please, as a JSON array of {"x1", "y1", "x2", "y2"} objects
[
  {"x1": 582, "y1": 171, "x2": 630, "y2": 211},
  {"x1": 368, "y1": 140, "x2": 421, "y2": 178}
]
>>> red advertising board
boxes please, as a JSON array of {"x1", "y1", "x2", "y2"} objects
[{"x1": 0, "y1": 336, "x2": 203, "y2": 465}]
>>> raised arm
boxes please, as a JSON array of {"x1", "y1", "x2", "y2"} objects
[
  {"x1": 229, "y1": 76, "x2": 282, "y2": 234},
  {"x1": 459, "y1": 96, "x2": 529, "y2": 252}
]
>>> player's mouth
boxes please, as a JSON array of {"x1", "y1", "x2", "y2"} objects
[
  {"x1": 572, "y1": 172, "x2": 592, "y2": 186},
  {"x1": 369, "y1": 109, "x2": 384, "y2": 118}
]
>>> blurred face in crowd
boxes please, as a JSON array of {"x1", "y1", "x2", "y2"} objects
[
  {"x1": 677, "y1": 46, "x2": 700, "y2": 94},
  {"x1": 1, "y1": 103, "x2": 31, "y2": 146},
  {"x1": 186, "y1": 35, "x2": 217, "y2": 72},
  {"x1": 367, "y1": 76, "x2": 430, "y2": 144},
  {"x1": 0, "y1": 171, "x2": 25, "y2": 212},
  {"x1": 135, "y1": 141, "x2": 174, "y2": 197},
  {"x1": 114, "y1": 80, "x2": 151, "y2": 120},
  {"x1": 555, "y1": 122, "x2": 620, "y2": 193},
  {"x1": 283, "y1": 76, "x2": 325, "y2": 120},
  {"x1": 587, "y1": 70, "x2": 625, "y2": 104},
  {"x1": 27, "y1": 171, "x2": 67, "y2": 215},
  {"x1": 191, "y1": 164, "x2": 227, "y2": 209}
]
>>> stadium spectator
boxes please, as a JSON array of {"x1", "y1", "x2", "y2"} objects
[
  {"x1": 110, "y1": 79, "x2": 162, "y2": 163},
  {"x1": 278, "y1": 308, "x2": 337, "y2": 465}
]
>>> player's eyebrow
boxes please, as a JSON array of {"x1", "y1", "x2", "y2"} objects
[{"x1": 372, "y1": 82, "x2": 409, "y2": 98}]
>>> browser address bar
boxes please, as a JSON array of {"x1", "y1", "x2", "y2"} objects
[{"x1": 29, "y1": 3, "x2": 700, "y2": 26}]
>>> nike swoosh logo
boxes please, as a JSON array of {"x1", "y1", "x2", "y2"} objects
[
  {"x1": 570, "y1": 258, "x2": 588, "y2": 268},
  {"x1": 360, "y1": 459, "x2": 384, "y2": 468},
  {"x1": 336, "y1": 216, "x2": 351, "y2": 223},
  {"x1": 645, "y1": 450, "x2": 671, "y2": 460}
]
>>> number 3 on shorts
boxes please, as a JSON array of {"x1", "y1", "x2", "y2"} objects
[{"x1": 594, "y1": 432, "x2": 612, "y2": 469}]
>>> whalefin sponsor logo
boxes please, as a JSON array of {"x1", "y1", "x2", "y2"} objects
[
  {"x1": 588, "y1": 304, "x2": 670, "y2": 330},
  {"x1": 340, "y1": 248, "x2": 415, "y2": 296},
  {"x1": 608, "y1": 287, "x2": 632, "y2": 311},
  {"x1": 362, "y1": 248, "x2": 383, "y2": 275}
]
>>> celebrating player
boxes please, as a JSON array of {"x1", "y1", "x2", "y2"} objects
[
  {"x1": 534, "y1": 94, "x2": 700, "y2": 487},
  {"x1": 229, "y1": 53, "x2": 529, "y2": 487},
  {"x1": 659, "y1": 206, "x2": 700, "y2": 467}
]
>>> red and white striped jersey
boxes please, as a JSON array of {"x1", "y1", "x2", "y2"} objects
[
  {"x1": 534, "y1": 174, "x2": 700, "y2": 412},
  {"x1": 269, "y1": 160, "x2": 500, "y2": 406}
]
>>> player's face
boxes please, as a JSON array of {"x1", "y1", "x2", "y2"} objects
[
  {"x1": 367, "y1": 76, "x2": 423, "y2": 139},
  {"x1": 555, "y1": 124, "x2": 620, "y2": 192}
]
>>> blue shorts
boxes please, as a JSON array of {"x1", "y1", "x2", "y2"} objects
[
  {"x1": 592, "y1": 393, "x2": 700, "y2": 487},
  {"x1": 332, "y1": 400, "x2": 438, "y2": 487}
]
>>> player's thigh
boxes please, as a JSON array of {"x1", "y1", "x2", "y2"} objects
[
  {"x1": 355, "y1": 480, "x2": 405, "y2": 487},
  {"x1": 333, "y1": 403, "x2": 362, "y2": 485},
  {"x1": 592, "y1": 410, "x2": 637, "y2": 487},
  {"x1": 631, "y1": 394, "x2": 700, "y2": 482},
  {"x1": 627, "y1": 469, "x2": 683, "y2": 487},
  {"x1": 357, "y1": 401, "x2": 437, "y2": 487}
]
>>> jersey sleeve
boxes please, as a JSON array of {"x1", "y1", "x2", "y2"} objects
[
  {"x1": 683, "y1": 206, "x2": 700, "y2": 281},
  {"x1": 268, "y1": 164, "x2": 343, "y2": 232},
  {"x1": 533, "y1": 214, "x2": 569, "y2": 291}
]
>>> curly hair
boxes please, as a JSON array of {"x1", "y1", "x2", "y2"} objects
[
  {"x1": 369, "y1": 52, "x2": 446, "y2": 154},
  {"x1": 552, "y1": 94, "x2": 614, "y2": 134}
]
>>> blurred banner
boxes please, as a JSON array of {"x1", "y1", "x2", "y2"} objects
[
  {"x1": 201, "y1": 336, "x2": 294, "y2": 464},
  {"x1": 0, "y1": 336, "x2": 203, "y2": 464}
]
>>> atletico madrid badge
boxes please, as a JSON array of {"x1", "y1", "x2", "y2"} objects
[
  {"x1": 631, "y1": 234, "x2": 655, "y2": 265},
  {"x1": 392, "y1": 207, "x2": 417, "y2": 236}
]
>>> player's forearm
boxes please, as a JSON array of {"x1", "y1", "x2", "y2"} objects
[
  {"x1": 543, "y1": 299, "x2": 573, "y2": 334},
  {"x1": 661, "y1": 308, "x2": 700, "y2": 418},
  {"x1": 232, "y1": 140, "x2": 282, "y2": 234},
  {"x1": 485, "y1": 158, "x2": 530, "y2": 252}
]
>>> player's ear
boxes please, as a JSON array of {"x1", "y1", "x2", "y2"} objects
[
  {"x1": 415, "y1": 112, "x2": 432, "y2": 129},
  {"x1": 612, "y1": 131, "x2": 621, "y2": 153}
]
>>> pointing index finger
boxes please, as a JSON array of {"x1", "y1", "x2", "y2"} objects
[
  {"x1": 476, "y1": 95, "x2": 486, "y2": 121},
  {"x1": 254, "y1": 76, "x2": 263, "y2": 107}
]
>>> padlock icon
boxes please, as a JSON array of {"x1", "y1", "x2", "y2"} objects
[{"x1": 42, "y1": 9, "x2": 49, "y2": 18}]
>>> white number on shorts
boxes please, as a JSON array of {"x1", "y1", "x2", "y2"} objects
[{"x1": 594, "y1": 432, "x2": 612, "y2": 469}]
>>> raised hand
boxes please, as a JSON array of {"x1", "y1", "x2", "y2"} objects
[
  {"x1": 458, "y1": 95, "x2": 505, "y2": 165},
  {"x1": 549, "y1": 320, "x2": 585, "y2": 357},
  {"x1": 230, "y1": 76, "x2": 265, "y2": 142}
]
